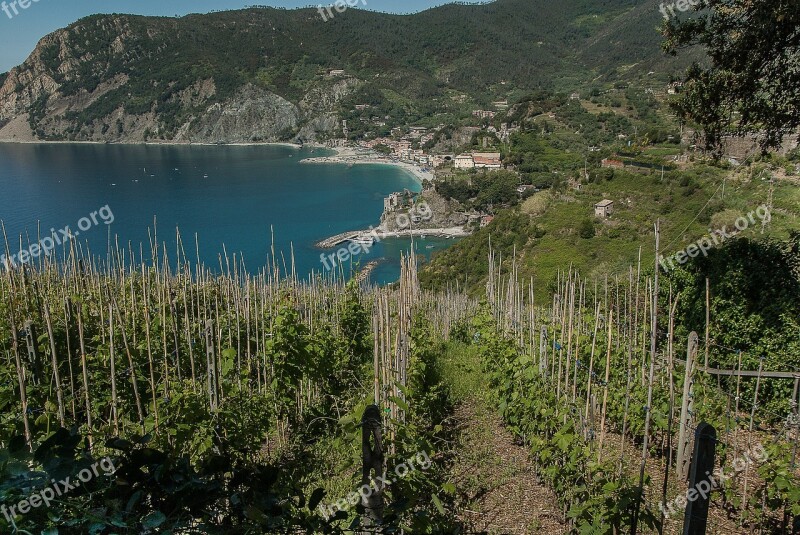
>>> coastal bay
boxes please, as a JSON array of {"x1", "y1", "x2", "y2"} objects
[{"x1": 0, "y1": 143, "x2": 450, "y2": 283}]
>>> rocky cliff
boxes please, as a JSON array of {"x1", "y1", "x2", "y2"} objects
[{"x1": 0, "y1": 15, "x2": 361, "y2": 143}]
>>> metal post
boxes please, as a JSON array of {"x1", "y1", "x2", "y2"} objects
[
  {"x1": 361, "y1": 404, "x2": 384, "y2": 531},
  {"x1": 683, "y1": 422, "x2": 716, "y2": 535}
]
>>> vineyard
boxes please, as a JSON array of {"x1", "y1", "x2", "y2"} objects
[{"x1": 1, "y1": 231, "x2": 799, "y2": 534}]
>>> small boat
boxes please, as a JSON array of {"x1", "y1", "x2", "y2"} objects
[
  {"x1": 426, "y1": 245, "x2": 435, "y2": 249},
  {"x1": 420, "y1": 234, "x2": 427, "y2": 239},
  {"x1": 203, "y1": 174, "x2": 209, "y2": 178}
]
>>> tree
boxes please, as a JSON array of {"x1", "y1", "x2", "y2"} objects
[
  {"x1": 374, "y1": 144, "x2": 392, "y2": 155},
  {"x1": 578, "y1": 219, "x2": 595, "y2": 239},
  {"x1": 662, "y1": 0, "x2": 800, "y2": 152}
]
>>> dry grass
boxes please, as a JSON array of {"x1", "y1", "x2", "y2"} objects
[
  {"x1": 522, "y1": 191, "x2": 553, "y2": 218},
  {"x1": 450, "y1": 399, "x2": 567, "y2": 535}
]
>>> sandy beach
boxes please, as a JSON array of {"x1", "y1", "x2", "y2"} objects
[{"x1": 299, "y1": 146, "x2": 435, "y2": 183}]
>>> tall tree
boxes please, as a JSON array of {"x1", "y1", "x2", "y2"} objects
[{"x1": 663, "y1": 0, "x2": 800, "y2": 151}]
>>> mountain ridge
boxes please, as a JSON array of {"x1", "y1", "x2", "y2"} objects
[{"x1": 0, "y1": 0, "x2": 692, "y2": 143}]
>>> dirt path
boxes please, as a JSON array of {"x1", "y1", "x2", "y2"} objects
[{"x1": 449, "y1": 399, "x2": 568, "y2": 535}]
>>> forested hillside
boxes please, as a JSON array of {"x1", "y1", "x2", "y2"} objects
[{"x1": 0, "y1": 0, "x2": 693, "y2": 142}]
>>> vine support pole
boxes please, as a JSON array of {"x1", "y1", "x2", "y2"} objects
[
  {"x1": 205, "y1": 319, "x2": 218, "y2": 412},
  {"x1": 11, "y1": 316, "x2": 32, "y2": 448},
  {"x1": 631, "y1": 220, "x2": 660, "y2": 535},
  {"x1": 678, "y1": 332, "x2": 699, "y2": 480},
  {"x1": 23, "y1": 320, "x2": 43, "y2": 385},
  {"x1": 598, "y1": 308, "x2": 613, "y2": 462},
  {"x1": 539, "y1": 326, "x2": 548, "y2": 376},
  {"x1": 44, "y1": 304, "x2": 66, "y2": 428},
  {"x1": 683, "y1": 422, "x2": 716, "y2": 535},
  {"x1": 361, "y1": 404, "x2": 384, "y2": 532},
  {"x1": 704, "y1": 278, "x2": 710, "y2": 370}
]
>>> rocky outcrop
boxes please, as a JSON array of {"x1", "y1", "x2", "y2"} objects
[
  {"x1": 0, "y1": 17, "x2": 360, "y2": 144},
  {"x1": 180, "y1": 84, "x2": 300, "y2": 143},
  {"x1": 0, "y1": 30, "x2": 68, "y2": 120},
  {"x1": 381, "y1": 187, "x2": 473, "y2": 232}
]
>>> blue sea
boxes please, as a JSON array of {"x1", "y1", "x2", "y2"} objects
[{"x1": 0, "y1": 143, "x2": 452, "y2": 283}]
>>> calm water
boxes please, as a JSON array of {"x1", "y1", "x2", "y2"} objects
[{"x1": 0, "y1": 143, "x2": 448, "y2": 283}]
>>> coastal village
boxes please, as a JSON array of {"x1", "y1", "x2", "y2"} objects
[
  {"x1": 303, "y1": 73, "x2": 798, "y2": 273},
  {"x1": 305, "y1": 98, "x2": 606, "y2": 246},
  {"x1": 304, "y1": 91, "x2": 528, "y2": 243}
]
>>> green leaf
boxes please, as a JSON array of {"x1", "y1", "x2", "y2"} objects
[
  {"x1": 388, "y1": 395, "x2": 410, "y2": 413},
  {"x1": 431, "y1": 493, "x2": 445, "y2": 515},
  {"x1": 142, "y1": 511, "x2": 166, "y2": 529}
]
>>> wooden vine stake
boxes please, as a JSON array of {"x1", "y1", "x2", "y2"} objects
[
  {"x1": 109, "y1": 304, "x2": 120, "y2": 436},
  {"x1": 43, "y1": 304, "x2": 67, "y2": 428},
  {"x1": 678, "y1": 332, "x2": 700, "y2": 480},
  {"x1": 205, "y1": 319, "x2": 218, "y2": 412},
  {"x1": 539, "y1": 325, "x2": 548, "y2": 376},
  {"x1": 598, "y1": 309, "x2": 613, "y2": 461},
  {"x1": 631, "y1": 220, "x2": 660, "y2": 535},
  {"x1": 11, "y1": 315, "x2": 32, "y2": 447},
  {"x1": 23, "y1": 320, "x2": 43, "y2": 385}
]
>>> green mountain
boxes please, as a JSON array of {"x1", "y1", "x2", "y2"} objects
[{"x1": 0, "y1": 0, "x2": 693, "y2": 143}]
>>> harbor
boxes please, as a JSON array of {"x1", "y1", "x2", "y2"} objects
[{"x1": 315, "y1": 226, "x2": 470, "y2": 249}]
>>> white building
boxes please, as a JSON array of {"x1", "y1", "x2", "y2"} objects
[
  {"x1": 472, "y1": 152, "x2": 502, "y2": 169},
  {"x1": 594, "y1": 200, "x2": 614, "y2": 218},
  {"x1": 454, "y1": 154, "x2": 475, "y2": 169}
]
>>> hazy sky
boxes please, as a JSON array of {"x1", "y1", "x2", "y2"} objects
[{"x1": 0, "y1": 0, "x2": 462, "y2": 72}]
